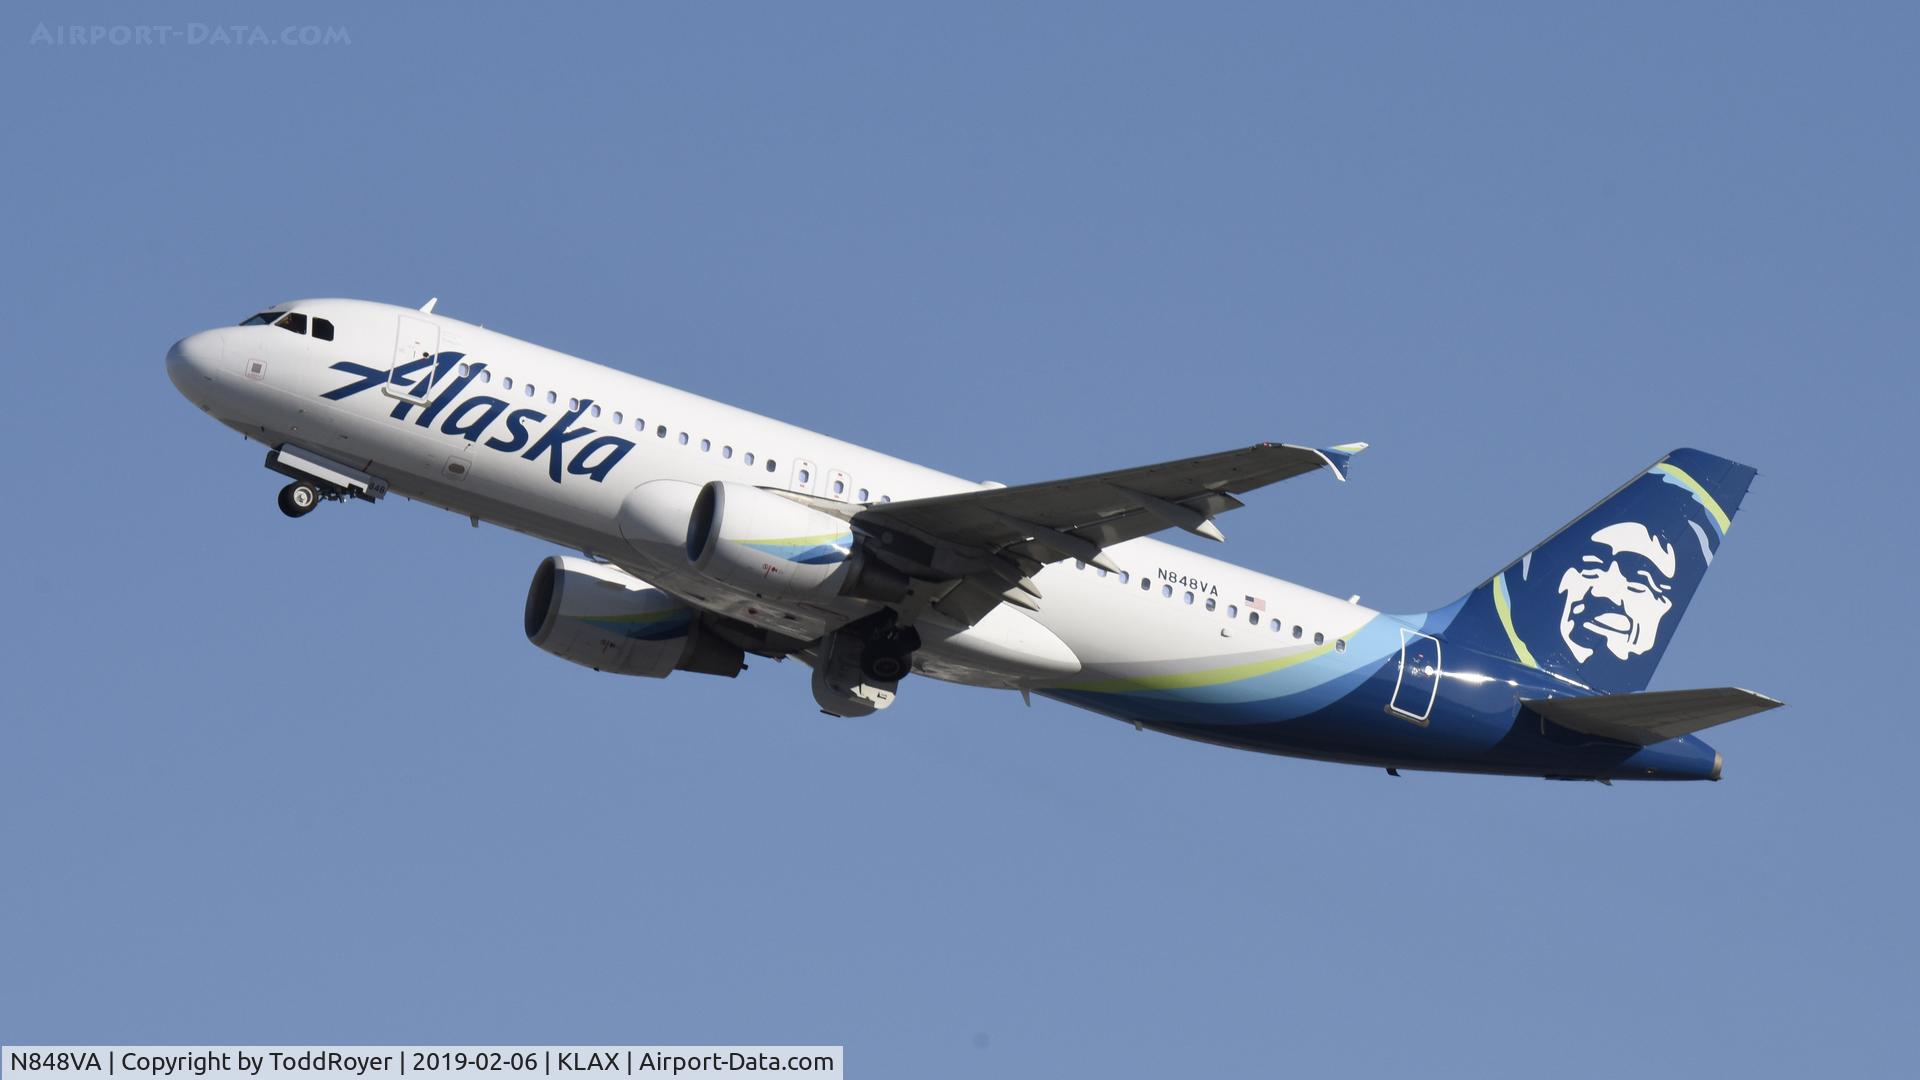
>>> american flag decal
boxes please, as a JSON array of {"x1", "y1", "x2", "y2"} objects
[{"x1": 1244, "y1": 595, "x2": 1266, "y2": 612}]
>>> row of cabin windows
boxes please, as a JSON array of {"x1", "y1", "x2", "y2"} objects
[
  {"x1": 241, "y1": 310, "x2": 335, "y2": 341},
  {"x1": 1071, "y1": 559, "x2": 1345, "y2": 651},
  {"x1": 450, "y1": 362, "x2": 895, "y2": 503},
  {"x1": 233, "y1": 320, "x2": 891, "y2": 501}
]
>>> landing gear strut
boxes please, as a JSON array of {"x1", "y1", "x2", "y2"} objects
[{"x1": 277, "y1": 481, "x2": 321, "y2": 518}]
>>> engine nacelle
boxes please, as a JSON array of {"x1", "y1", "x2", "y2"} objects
[
  {"x1": 686, "y1": 481, "x2": 907, "y2": 602},
  {"x1": 524, "y1": 556, "x2": 745, "y2": 678}
]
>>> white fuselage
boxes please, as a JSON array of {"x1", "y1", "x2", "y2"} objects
[{"x1": 167, "y1": 298, "x2": 1381, "y2": 695}]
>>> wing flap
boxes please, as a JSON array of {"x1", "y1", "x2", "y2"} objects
[{"x1": 1522, "y1": 687, "x2": 1783, "y2": 745}]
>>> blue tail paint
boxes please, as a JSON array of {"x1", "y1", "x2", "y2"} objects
[{"x1": 1435, "y1": 448, "x2": 1757, "y2": 695}]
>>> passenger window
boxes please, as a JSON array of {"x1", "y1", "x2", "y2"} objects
[
  {"x1": 477, "y1": 369, "x2": 490, "y2": 383},
  {"x1": 1336, "y1": 639, "x2": 1347, "y2": 653},
  {"x1": 548, "y1": 391, "x2": 559, "y2": 405},
  {"x1": 832, "y1": 479, "x2": 844, "y2": 495},
  {"x1": 798, "y1": 468, "x2": 811, "y2": 484},
  {"x1": 274, "y1": 312, "x2": 307, "y2": 334},
  {"x1": 1075, "y1": 560, "x2": 1086, "y2": 570},
  {"x1": 1249, "y1": 612, "x2": 1259, "y2": 626},
  {"x1": 700, "y1": 438, "x2": 711, "y2": 452},
  {"x1": 722, "y1": 446, "x2": 733, "y2": 459},
  {"x1": 612, "y1": 410, "x2": 622, "y2": 424},
  {"x1": 678, "y1": 432, "x2": 689, "y2": 445},
  {"x1": 1141, "y1": 579, "x2": 1151, "y2": 592},
  {"x1": 502, "y1": 377, "x2": 514, "y2": 390},
  {"x1": 1292, "y1": 625, "x2": 1303, "y2": 639},
  {"x1": 1096, "y1": 568, "x2": 1108, "y2": 578},
  {"x1": 1226, "y1": 603, "x2": 1237, "y2": 617},
  {"x1": 1314, "y1": 632, "x2": 1325, "y2": 645},
  {"x1": 1205, "y1": 597, "x2": 1216, "y2": 611},
  {"x1": 1183, "y1": 591, "x2": 1194, "y2": 605},
  {"x1": 1270, "y1": 619, "x2": 1281, "y2": 632},
  {"x1": 311, "y1": 317, "x2": 334, "y2": 341},
  {"x1": 880, "y1": 495, "x2": 891, "y2": 503},
  {"x1": 525, "y1": 384, "x2": 536, "y2": 398},
  {"x1": 1160, "y1": 584, "x2": 1172, "y2": 597},
  {"x1": 657, "y1": 426, "x2": 667, "y2": 438},
  {"x1": 1119, "y1": 571, "x2": 1129, "y2": 584},
  {"x1": 767, "y1": 460, "x2": 777, "y2": 472},
  {"x1": 456, "y1": 363, "x2": 469, "y2": 378},
  {"x1": 857, "y1": 487, "x2": 869, "y2": 501}
]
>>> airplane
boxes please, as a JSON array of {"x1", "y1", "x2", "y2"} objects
[{"x1": 165, "y1": 298, "x2": 1781, "y2": 781}]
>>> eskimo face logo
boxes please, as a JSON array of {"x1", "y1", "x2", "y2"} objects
[
  {"x1": 322, "y1": 354, "x2": 635, "y2": 484},
  {"x1": 1555, "y1": 521, "x2": 1677, "y2": 663},
  {"x1": 1488, "y1": 463, "x2": 1726, "y2": 685}
]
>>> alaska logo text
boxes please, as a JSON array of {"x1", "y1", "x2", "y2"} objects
[{"x1": 324, "y1": 354, "x2": 635, "y2": 484}]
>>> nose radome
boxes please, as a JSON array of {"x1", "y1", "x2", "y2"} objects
[{"x1": 165, "y1": 329, "x2": 224, "y2": 397}]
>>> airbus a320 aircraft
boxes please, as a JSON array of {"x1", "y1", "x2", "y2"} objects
[{"x1": 167, "y1": 298, "x2": 1780, "y2": 781}]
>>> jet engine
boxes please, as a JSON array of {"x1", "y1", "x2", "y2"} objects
[
  {"x1": 685, "y1": 481, "x2": 908, "y2": 603},
  {"x1": 524, "y1": 555, "x2": 745, "y2": 678}
]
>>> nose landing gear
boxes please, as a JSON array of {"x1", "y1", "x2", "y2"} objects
[
  {"x1": 264, "y1": 445, "x2": 388, "y2": 520},
  {"x1": 277, "y1": 481, "x2": 322, "y2": 518}
]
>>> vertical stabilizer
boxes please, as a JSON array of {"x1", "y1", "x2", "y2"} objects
[{"x1": 1437, "y1": 449, "x2": 1757, "y2": 694}]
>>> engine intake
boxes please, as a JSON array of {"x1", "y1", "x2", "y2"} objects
[{"x1": 524, "y1": 556, "x2": 744, "y2": 678}]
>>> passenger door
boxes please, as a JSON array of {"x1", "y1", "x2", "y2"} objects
[
  {"x1": 1389, "y1": 628, "x2": 1442, "y2": 724},
  {"x1": 386, "y1": 315, "x2": 441, "y2": 402}
]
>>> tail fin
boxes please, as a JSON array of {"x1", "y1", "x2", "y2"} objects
[{"x1": 1437, "y1": 448, "x2": 1757, "y2": 694}]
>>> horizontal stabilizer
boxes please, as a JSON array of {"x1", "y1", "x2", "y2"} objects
[{"x1": 1522, "y1": 687, "x2": 1782, "y2": 745}]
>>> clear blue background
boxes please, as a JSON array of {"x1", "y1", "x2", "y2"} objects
[{"x1": 3, "y1": 3, "x2": 1913, "y2": 1075}]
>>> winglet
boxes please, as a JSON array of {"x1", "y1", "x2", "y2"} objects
[
  {"x1": 1311, "y1": 442, "x2": 1368, "y2": 482},
  {"x1": 419, "y1": 297, "x2": 438, "y2": 313}
]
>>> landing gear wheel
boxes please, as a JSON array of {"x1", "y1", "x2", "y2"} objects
[
  {"x1": 861, "y1": 647, "x2": 911, "y2": 682},
  {"x1": 278, "y1": 481, "x2": 321, "y2": 518}
]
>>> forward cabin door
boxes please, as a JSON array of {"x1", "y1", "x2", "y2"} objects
[
  {"x1": 1389, "y1": 628, "x2": 1442, "y2": 724},
  {"x1": 386, "y1": 315, "x2": 441, "y2": 402}
]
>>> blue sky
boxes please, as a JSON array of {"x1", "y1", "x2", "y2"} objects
[{"x1": 2, "y1": 2, "x2": 1914, "y2": 1075}]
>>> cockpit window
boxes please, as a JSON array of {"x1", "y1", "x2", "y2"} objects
[
  {"x1": 274, "y1": 312, "x2": 307, "y2": 335},
  {"x1": 239, "y1": 312, "x2": 281, "y2": 326},
  {"x1": 312, "y1": 317, "x2": 334, "y2": 341}
]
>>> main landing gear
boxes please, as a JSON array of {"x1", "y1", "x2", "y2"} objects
[
  {"x1": 277, "y1": 481, "x2": 322, "y2": 518},
  {"x1": 859, "y1": 624, "x2": 919, "y2": 682},
  {"x1": 811, "y1": 613, "x2": 923, "y2": 717}
]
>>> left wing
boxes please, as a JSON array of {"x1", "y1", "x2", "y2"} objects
[{"x1": 850, "y1": 441, "x2": 1364, "y2": 625}]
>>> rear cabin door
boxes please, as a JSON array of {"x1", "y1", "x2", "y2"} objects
[{"x1": 1389, "y1": 628, "x2": 1442, "y2": 724}]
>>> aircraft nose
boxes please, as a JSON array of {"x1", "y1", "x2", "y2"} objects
[{"x1": 166, "y1": 329, "x2": 224, "y2": 399}]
